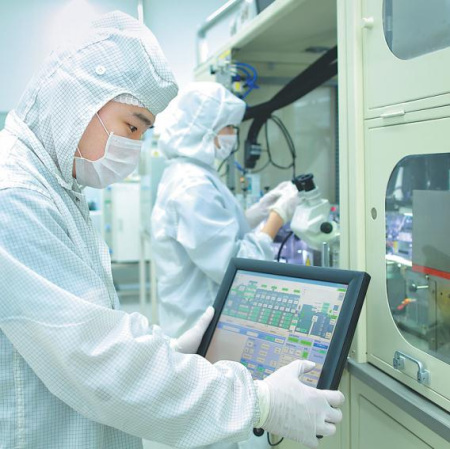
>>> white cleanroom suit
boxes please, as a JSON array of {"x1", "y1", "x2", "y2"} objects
[
  {"x1": 0, "y1": 12, "x2": 261, "y2": 449},
  {"x1": 151, "y1": 82, "x2": 275, "y2": 339}
]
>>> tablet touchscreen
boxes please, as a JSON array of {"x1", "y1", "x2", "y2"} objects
[{"x1": 198, "y1": 259, "x2": 370, "y2": 389}]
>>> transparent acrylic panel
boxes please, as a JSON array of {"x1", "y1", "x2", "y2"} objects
[
  {"x1": 383, "y1": 0, "x2": 450, "y2": 60},
  {"x1": 0, "y1": 111, "x2": 8, "y2": 130},
  {"x1": 386, "y1": 153, "x2": 450, "y2": 364}
]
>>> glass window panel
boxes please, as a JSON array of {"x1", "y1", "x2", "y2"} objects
[
  {"x1": 0, "y1": 111, "x2": 8, "y2": 130},
  {"x1": 383, "y1": 0, "x2": 450, "y2": 60},
  {"x1": 386, "y1": 153, "x2": 450, "y2": 364}
]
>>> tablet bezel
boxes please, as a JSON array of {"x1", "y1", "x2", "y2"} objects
[{"x1": 197, "y1": 257, "x2": 370, "y2": 390}]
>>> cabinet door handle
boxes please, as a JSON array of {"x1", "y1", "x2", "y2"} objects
[
  {"x1": 381, "y1": 109, "x2": 406, "y2": 118},
  {"x1": 393, "y1": 351, "x2": 430, "y2": 385},
  {"x1": 409, "y1": 282, "x2": 429, "y2": 292}
]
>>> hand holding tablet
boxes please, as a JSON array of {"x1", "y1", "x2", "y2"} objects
[
  {"x1": 259, "y1": 359, "x2": 345, "y2": 447},
  {"x1": 197, "y1": 258, "x2": 370, "y2": 446}
]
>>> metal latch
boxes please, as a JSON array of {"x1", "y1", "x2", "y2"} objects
[{"x1": 393, "y1": 351, "x2": 430, "y2": 385}]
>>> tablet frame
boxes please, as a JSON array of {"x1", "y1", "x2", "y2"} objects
[{"x1": 197, "y1": 257, "x2": 370, "y2": 390}]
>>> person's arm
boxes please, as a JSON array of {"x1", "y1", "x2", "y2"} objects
[
  {"x1": 174, "y1": 181, "x2": 274, "y2": 284},
  {"x1": 0, "y1": 188, "x2": 259, "y2": 448},
  {"x1": 260, "y1": 211, "x2": 284, "y2": 240}
]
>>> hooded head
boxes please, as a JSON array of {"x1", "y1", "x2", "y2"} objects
[
  {"x1": 157, "y1": 82, "x2": 246, "y2": 167},
  {"x1": 9, "y1": 10, "x2": 178, "y2": 186}
]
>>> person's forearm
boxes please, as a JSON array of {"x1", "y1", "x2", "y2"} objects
[{"x1": 260, "y1": 211, "x2": 283, "y2": 240}]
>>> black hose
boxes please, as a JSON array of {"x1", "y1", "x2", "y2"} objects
[
  {"x1": 244, "y1": 46, "x2": 337, "y2": 122},
  {"x1": 276, "y1": 231, "x2": 294, "y2": 262}
]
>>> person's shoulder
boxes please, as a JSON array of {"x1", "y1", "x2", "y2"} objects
[
  {"x1": 0, "y1": 187, "x2": 68, "y2": 241},
  {"x1": 0, "y1": 186, "x2": 55, "y2": 217},
  {"x1": 0, "y1": 140, "x2": 54, "y2": 199},
  {"x1": 164, "y1": 160, "x2": 217, "y2": 191},
  {"x1": 167, "y1": 159, "x2": 213, "y2": 176}
]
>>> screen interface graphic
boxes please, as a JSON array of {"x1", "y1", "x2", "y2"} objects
[{"x1": 205, "y1": 270, "x2": 348, "y2": 386}]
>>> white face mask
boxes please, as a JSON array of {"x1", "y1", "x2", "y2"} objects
[
  {"x1": 75, "y1": 113, "x2": 143, "y2": 189},
  {"x1": 215, "y1": 134, "x2": 237, "y2": 160}
]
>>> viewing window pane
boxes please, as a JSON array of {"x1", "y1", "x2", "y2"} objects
[
  {"x1": 383, "y1": 0, "x2": 450, "y2": 59},
  {"x1": 386, "y1": 153, "x2": 450, "y2": 364}
]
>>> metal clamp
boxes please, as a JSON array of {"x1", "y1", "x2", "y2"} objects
[{"x1": 393, "y1": 351, "x2": 430, "y2": 385}]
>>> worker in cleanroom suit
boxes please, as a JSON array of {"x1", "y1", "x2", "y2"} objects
[
  {"x1": 151, "y1": 82, "x2": 299, "y2": 340},
  {"x1": 150, "y1": 82, "x2": 299, "y2": 449},
  {"x1": 150, "y1": 82, "x2": 305, "y2": 449},
  {"x1": 0, "y1": 11, "x2": 344, "y2": 449}
]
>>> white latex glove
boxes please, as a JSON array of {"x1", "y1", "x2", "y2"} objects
[
  {"x1": 245, "y1": 181, "x2": 296, "y2": 228},
  {"x1": 270, "y1": 189, "x2": 301, "y2": 224},
  {"x1": 256, "y1": 360, "x2": 345, "y2": 448},
  {"x1": 170, "y1": 306, "x2": 214, "y2": 354}
]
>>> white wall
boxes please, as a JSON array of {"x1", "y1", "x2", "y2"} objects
[
  {"x1": 0, "y1": 0, "x2": 229, "y2": 115},
  {"x1": 0, "y1": 0, "x2": 140, "y2": 113},
  {"x1": 143, "y1": 0, "x2": 227, "y2": 89}
]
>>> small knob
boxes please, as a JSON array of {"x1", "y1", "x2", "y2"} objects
[
  {"x1": 320, "y1": 222, "x2": 333, "y2": 234},
  {"x1": 361, "y1": 17, "x2": 374, "y2": 29}
]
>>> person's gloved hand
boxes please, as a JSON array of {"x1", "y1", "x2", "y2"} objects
[
  {"x1": 269, "y1": 189, "x2": 301, "y2": 224},
  {"x1": 245, "y1": 181, "x2": 297, "y2": 228},
  {"x1": 170, "y1": 306, "x2": 214, "y2": 354},
  {"x1": 256, "y1": 360, "x2": 345, "y2": 448}
]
